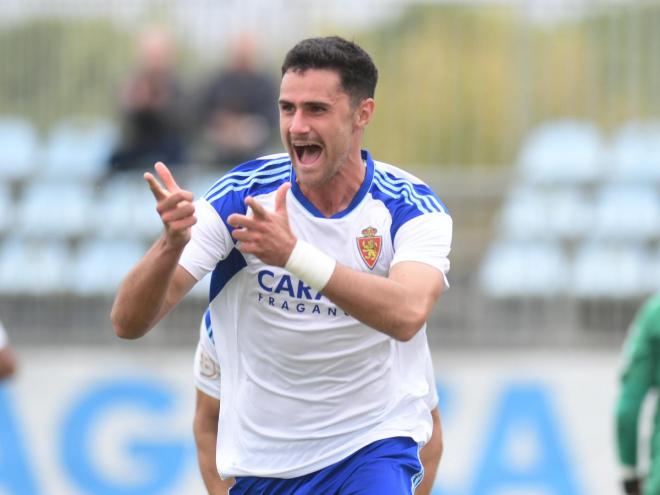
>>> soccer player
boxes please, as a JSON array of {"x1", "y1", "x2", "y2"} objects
[
  {"x1": 0, "y1": 319, "x2": 16, "y2": 380},
  {"x1": 616, "y1": 293, "x2": 660, "y2": 495},
  {"x1": 112, "y1": 36, "x2": 452, "y2": 494},
  {"x1": 192, "y1": 308, "x2": 444, "y2": 495}
]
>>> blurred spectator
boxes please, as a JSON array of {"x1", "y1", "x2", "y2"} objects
[
  {"x1": 108, "y1": 26, "x2": 187, "y2": 173},
  {"x1": 615, "y1": 293, "x2": 660, "y2": 495},
  {"x1": 193, "y1": 33, "x2": 278, "y2": 166},
  {"x1": 0, "y1": 320, "x2": 16, "y2": 380}
]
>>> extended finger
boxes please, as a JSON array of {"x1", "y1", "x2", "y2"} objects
[
  {"x1": 227, "y1": 213, "x2": 257, "y2": 230},
  {"x1": 275, "y1": 182, "x2": 291, "y2": 214},
  {"x1": 161, "y1": 202, "x2": 196, "y2": 223},
  {"x1": 155, "y1": 162, "x2": 182, "y2": 193},
  {"x1": 245, "y1": 196, "x2": 268, "y2": 220},
  {"x1": 144, "y1": 172, "x2": 168, "y2": 201}
]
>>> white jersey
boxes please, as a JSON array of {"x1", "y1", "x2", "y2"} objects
[
  {"x1": 192, "y1": 306, "x2": 440, "y2": 432},
  {"x1": 180, "y1": 150, "x2": 452, "y2": 478},
  {"x1": 0, "y1": 320, "x2": 8, "y2": 350}
]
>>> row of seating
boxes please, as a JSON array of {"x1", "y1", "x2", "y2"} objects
[
  {"x1": 520, "y1": 119, "x2": 660, "y2": 184},
  {"x1": 0, "y1": 167, "x2": 223, "y2": 241},
  {"x1": 0, "y1": 116, "x2": 118, "y2": 183},
  {"x1": 479, "y1": 118, "x2": 660, "y2": 300},
  {"x1": 480, "y1": 241, "x2": 659, "y2": 299},
  {"x1": 0, "y1": 237, "x2": 209, "y2": 298},
  {"x1": 3, "y1": 178, "x2": 658, "y2": 244},
  {"x1": 3, "y1": 115, "x2": 660, "y2": 185},
  {"x1": 499, "y1": 184, "x2": 660, "y2": 242}
]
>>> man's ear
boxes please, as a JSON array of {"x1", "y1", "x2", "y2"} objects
[{"x1": 355, "y1": 98, "x2": 375, "y2": 128}]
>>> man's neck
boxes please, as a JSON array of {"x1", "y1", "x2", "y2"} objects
[{"x1": 299, "y1": 156, "x2": 366, "y2": 218}]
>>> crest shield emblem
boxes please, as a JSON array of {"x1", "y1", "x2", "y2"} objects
[{"x1": 357, "y1": 227, "x2": 382, "y2": 270}]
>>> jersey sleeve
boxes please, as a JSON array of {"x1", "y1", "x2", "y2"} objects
[
  {"x1": 615, "y1": 296, "x2": 660, "y2": 471},
  {"x1": 390, "y1": 212, "x2": 452, "y2": 283},
  {"x1": 193, "y1": 312, "x2": 221, "y2": 400},
  {"x1": 180, "y1": 199, "x2": 235, "y2": 281}
]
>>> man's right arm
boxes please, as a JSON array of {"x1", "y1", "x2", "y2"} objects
[{"x1": 111, "y1": 162, "x2": 198, "y2": 339}]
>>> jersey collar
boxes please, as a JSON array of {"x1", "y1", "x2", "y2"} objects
[{"x1": 289, "y1": 149, "x2": 375, "y2": 219}]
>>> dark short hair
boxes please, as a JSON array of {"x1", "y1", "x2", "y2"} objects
[{"x1": 281, "y1": 36, "x2": 378, "y2": 105}]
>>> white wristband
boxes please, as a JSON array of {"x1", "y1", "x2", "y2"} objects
[{"x1": 284, "y1": 240, "x2": 336, "y2": 292}]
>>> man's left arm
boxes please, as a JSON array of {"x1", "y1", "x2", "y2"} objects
[
  {"x1": 228, "y1": 183, "x2": 451, "y2": 342},
  {"x1": 322, "y1": 260, "x2": 445, "y2": 341}
]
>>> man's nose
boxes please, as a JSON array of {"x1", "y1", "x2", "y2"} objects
[{"x1": 289, "y1": 110, "x2": 310, "y2": 134}]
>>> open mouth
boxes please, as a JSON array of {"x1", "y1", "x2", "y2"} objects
[{"x1": 293, "y1": 144, "x2": 323, "y2": 165}]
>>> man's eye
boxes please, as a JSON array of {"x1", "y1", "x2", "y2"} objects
[{"x1": 310, "y1": 106, "x2": 325, "y2": 114}]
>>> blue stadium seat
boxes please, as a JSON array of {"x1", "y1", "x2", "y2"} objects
[
  {"x1": 17, "y1": 180, "x2": 95, "y2": 239},
  {"x1": 478, "y1": 241, "x2": 568, "y2": 298},
  {"x1": 0, "y1": 116, "x2": 39, "y2": 182},
  {"x1": 69, "y1": 239, "x2": 146, "y2": 295},
  {"x1": 93, "y1": 172, "x2": 162, "y2": 240},
  {"x1": 497, "y1": 188, "x2": 549, "y2": 241},
  {"x1": 518, "y1": 120, "x2": 604, "y2": 185},
  {"x1": 0, "y1": 238, "x2": 71, "y2": 295},
  {"x1": 609, "y1": 120, "x2": 660, "y2": 183},
  {"x1": 592, "y1": 184, "x2": 660, "y2": 242},
  {"x1": 645, "y1": 249, "x2": 660, "y2": 293},
  {"x1": 42, "y1": 118, "x2": 118, "y2": 181},
  {"x1": 498, "y1": 186, "x2": 594, "y2": 242},
  {"x1": 0, "y1": 184, "x2": 13, "y2": 235},
  {"x1": 571, "y1": 242, "x2": 649, "y2": 298},
  {"x1": 546, "y1": 187, "x2": 594, "y2": 241}
]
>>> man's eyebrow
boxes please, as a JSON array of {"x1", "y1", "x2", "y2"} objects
[{"x1": 278, "y1": 99, "x2": 330, "y2": 107}]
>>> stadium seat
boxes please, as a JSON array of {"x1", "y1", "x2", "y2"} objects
[
  {"x1": 592, "y1": 184, "x2": 660, "y2": 242},
  {"x1": 571, "y1": 242, "x2": 649, "y2": 298},
  {"x1": 608, "y1": 120, "x2": 660, "y2": 183},
  {"x1": 498, "y1": 186, "x2": 594, "y2": 242},
  {"x1": 16, "y1": 180, "x2": 95, "y2": 239},
  {"x1": 478, "y1": 241, "x2": 568, "y2": 298},
  {"x1": 42, "y1": 117, "x2": 118, "y2": 181},
  {"x1": 546, "y1": 187, "x2": 594, "y2": 241},
  {"x1": 497, "y1": 188, "x2": 549, "y2": 241},
  {"x1": 93, "y1": 172, "x2": 162, "y2": 240},
  {"x1": 0, "y1": 238, "x2": 71, "y2": 295},
  {"x1": 69, "y1": 239, "x2": 147, "y2": 295},
  {"x1": 0, "y1": 183, "x2": 13, "y2": 235},
  {"x1": 517, "y1": 120, "x2": 604, "y2": 185},
  {"x1": 644, "y1": 249, "x2": 660, "y2": 293},
  {"x1": 0, "y1": 116, "x2": 39, "y2": 182}
]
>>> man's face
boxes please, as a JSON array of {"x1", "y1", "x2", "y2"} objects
[{"x1": 279, "y1": 68, "x2": 360, "y2": 187}]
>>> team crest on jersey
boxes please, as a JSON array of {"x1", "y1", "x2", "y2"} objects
[{"x1": 357, "y1": 226, "x2": 382, "y2": 270}]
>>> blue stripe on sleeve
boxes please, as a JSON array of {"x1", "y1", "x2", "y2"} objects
[
  {"x1": 371, "y1": 168, "x2": 448, "y2": 240},
  {"x1": 202, "y1": 155, "x2": 292, "y2": 232}
]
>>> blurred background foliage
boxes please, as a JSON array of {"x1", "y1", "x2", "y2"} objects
[{"x1": 2, "y1": 3, "x2": 660, "y2": 167}]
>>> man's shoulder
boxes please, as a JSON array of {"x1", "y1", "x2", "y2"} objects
[
  {"x1": 203, "y1": 153, "x2": 291, "y2": 204},
  {"x1": 370, "y1": 158, "x2": 449, "y2": 217},
  {"x1": 371, "y1": 158, "x2": 428, "y2": 186}
]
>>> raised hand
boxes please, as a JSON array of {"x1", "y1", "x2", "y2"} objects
[
  {"x1": 227, "y1": 182, "x2": 296, "y2": 267},
  {"x1": 144, "y1": 162, "x2": 197, "y2": 248}
]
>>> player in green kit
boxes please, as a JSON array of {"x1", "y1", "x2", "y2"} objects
[{"x1": 616, "y1": 294, "x2": 660, "y2": 495}]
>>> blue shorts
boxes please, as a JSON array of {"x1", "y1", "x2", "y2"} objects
[{"x1": 229, "y1": 436, "x2": 423, "y2": 495}]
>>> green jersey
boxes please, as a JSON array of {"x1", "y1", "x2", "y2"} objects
[{"x1": 616, "y1": 293, "x2": 660, "y2": 491}]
